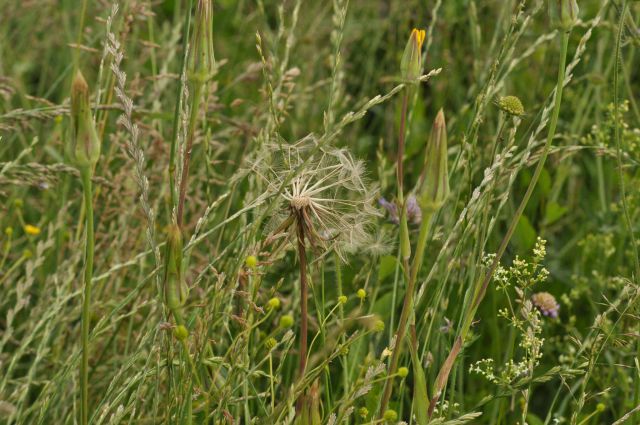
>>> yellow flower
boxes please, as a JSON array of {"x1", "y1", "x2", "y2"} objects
[
  {"x1": 401, "y1": 28, "x2": 426, "y2": 81},
  {"x1": 24, "y1": 224, "x2": 41, "y2": 236}
]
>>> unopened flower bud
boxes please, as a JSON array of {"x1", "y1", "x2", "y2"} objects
[
  {"x1": 356, "y1": 289, "x2": 366, "y2": 300},
  {"x1": 173, "y1": 325, "x2": 189, "y2": 341},
  {"x1": 383, "y1": 409, "x2": 398, "y2": 422},
  {"x1": 163, "y1": 225, "x2": 188, "y2": 311},
  {"x1": 279, "y1": 314, "x2": 294, "y2": 329},
  {"x1": 400, "y1": 28, "x2": 426, "y2": 81},
  {"x1": 245, "y1": 255, "x2": 258, "y2": 269},
  {"x1": 68, "y1": 70, "x2": 100, "y2": 169},
  {"x1": 419, "y1": 109, "x2": 449, "y2": 211},
  {"x1": 267, "y1": 297, "x2": 281, "y2": 310},
  {"x1": 496, "y1": 95, "x2": 525, "y2": 117},
  {"x1": 549, "y1": 0, "x2": 579, "y2": 31},
  {"x1": 190, "y1": 0, "x2": 215, "y2": 83}
]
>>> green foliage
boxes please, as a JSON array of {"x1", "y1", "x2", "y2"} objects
[{"x1": 1, "y1": 1, "x2": 639, "y2": 424}]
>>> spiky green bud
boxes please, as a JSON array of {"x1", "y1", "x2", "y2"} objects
[
  {"x1": 68, "y1": 71, "x2": 100, "y2": 169},
  {"x1": 400, "y1": 28, "x2": 425, "y2": 81},
  {"x1": 419, "y1": 109, "x2": 449, "y2": 212},
  {"x1": 496, "y1": 95, "x2": 525, "y2": 117},
  {"x1": 549, "y1": 0, "x2": 579, "y2": 31}
]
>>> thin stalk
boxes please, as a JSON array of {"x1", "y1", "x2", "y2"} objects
[
  {"x1": 378, "y1": 210, "x2": 434, "y2": 418},
  {"x1": 613, "y1": 1, "x2": 640, "y2": 416},
  {"x1": 168, "y1": 0, "x2": 193, "y2": 210},
  {"x1": 80, "y1": 167, "x2": 95, "y2": 425},
  {"x1": 295, "y1": 212, "x2": 309, "y2": 413},
  {"x1": 176, "y1": 81, "x2": 204, "y2": 228},
  {"x1": 429, "y1": 30, "x2": 571, "y2": 416}
]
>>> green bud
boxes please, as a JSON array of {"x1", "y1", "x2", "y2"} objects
[
  {"x1": 265, "y1": 337, "x2": 277, "y2": 350},
  {"x1": 267, "y1": 297, "x2": 280, "y2": 310},
  {"x1": 68, "y1": 70, "x2": 100, "y2": 169},
  {"x1": 496, "y1": 95, "x2": 525, "y2": 117},
  {"x1": 398, "y1": 366, "x2": 409, "y2": 378},
  {"x1": 419, "y1": 109, "x2": 449, "y2": 212},
  {"x1": 163, "y1": 225, "x2": 188, "y2": 311},
  {"x1": 190, "y1": 0, "x2": 216, "y2": 83},
  {"x1": 338, "y1": 295, "x2": 348, "y2": 305},
  {"x1": 549, "y1": 0, "x2": 579, "y2": 31},
  {"x1": 245, "y1": 255, "x2": 258, "y2": 269},
  {"x1": 173, "y1": 325, "x2": 189, "y2": 341},
  {"x1": 358, "y1": 407, "x2": 369, "y2": 419},
  {"x1": 383, "y1": 409, "x2": 398, "y2": 422},
  {"x1": 279, "y1": 314, "x2": 294, "y2": 329},
  {"x1": 400, "y1": 28, "x2": 426, "y2": 81},
  {"x1": 356, "y1": 288, "x2": 366, "y2": 299},
  {"x1": 373, "y1": 319, "x2": 385, "y2": 333}
]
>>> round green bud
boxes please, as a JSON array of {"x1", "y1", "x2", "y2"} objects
[
  {"x1": 357, "y1": 288, "x2": 367, "y2": 299},
  {"x1": 14, "y1": 199, "x2": 23, "y2": 209},
  {"x1": 173, "y1": 325, "x2": 189, "y2": 341},
  {"x1": 398, "y1": 367, "x2": 409, "y2": 378},
  {"x1": 596, "y1": 403, "x2": 606, "y2": 412},
  {"x1": 383, "y1": 409, "x2": 398, "y2": 422},
  {"x1": 340, "y1": 346, "x2": 349, "y2": 356},
  {"x1": 22, "y1": 249, "x2": 33, "y2": 259},
  {"x1": 496, "y1": 95, "x2": 525, "y2": 117},
  {"x1": 4, "y1": 226, "x2": 13, "y2": 236},
  {"x1": 245, "y1": 255, "x2": 258, "y2": 269},
  {"x1": 265, "y1": 337, "x2": 277, "y2": 350},
  {"x1": 279, "y1": 315, "x2": 294, "y2": 329},
  {"x1": 358, "y1": 407, "x2": 369, "y2": 418},
  {"x1": 267, "y1": 297, "x2": 281, "y2": 310},
  {"x1": 338, "y1": 295, "x2": 348, "y2": 305},
  {"x1": 373, "y1": 320, "x2": 385, "y2": 333}
]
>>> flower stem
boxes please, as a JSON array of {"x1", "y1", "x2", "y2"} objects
[
  {"x1": 428, "y1": 30, "x2": 571, "y2": 416},
  {"x1": 80, "y1": 167, "x2": 95, "y2": 425},
  {"x1": 295, "y1": 212, "x2": 309, "y2": 413},
  {"x1": 378, "y1": 210, "x2": 434, "y2": 418}
]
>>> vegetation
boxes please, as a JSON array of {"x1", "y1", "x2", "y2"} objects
[{"x1": 1, "y1": 0, "x2": 639, "y2": 423}]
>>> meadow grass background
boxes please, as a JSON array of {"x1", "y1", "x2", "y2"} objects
[{"x1": 1, "y1": 0, "x2": 640, "y2": 424}]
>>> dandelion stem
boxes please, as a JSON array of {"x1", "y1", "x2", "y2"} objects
[
  {"x1": 80, "y1": 166, "x2": 95, "y2": 425},
  {"x1": 295, "y1": 211, "x2": 309, "y2": 413}
]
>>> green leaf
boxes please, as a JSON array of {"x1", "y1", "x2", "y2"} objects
[
  {"x1": 378, "y1": 255, "x2": 398, "y2": 282},
  {"x1": 513, "y1": 215, "x2": 537, "y2": 252},
  {"x1": 544, "y1": 201, "x2": 568, "y2": 225}
]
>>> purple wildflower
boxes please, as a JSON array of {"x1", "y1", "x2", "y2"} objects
[
  {"x1": 531, "y1": 292, "x2": 560, "y2": 318},
  {"x1": 379, "y1": 195, "x2": 422, "y2": 225}
]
